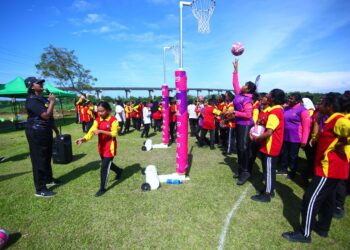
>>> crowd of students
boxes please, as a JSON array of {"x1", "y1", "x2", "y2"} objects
[{"x1": 72, "y1": 60, "x2": 350, "y2": 243}]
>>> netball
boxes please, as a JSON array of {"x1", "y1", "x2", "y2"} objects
[
  {"x1": 250, "y1": 125, "x2": 265, "y2": 137},
  {"x1": 0, "y1": 228, "x2": 9, "y2": 249},
  {"x1": 231, "y1": 42, "x2": 245, "y2": 56}
]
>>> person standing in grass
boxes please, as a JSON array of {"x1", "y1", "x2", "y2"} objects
[
  {"x1": 250, "y1": 89, "x2": 285, "y2": 202},
  {"x1": 141, "y1": 101, "x2": 151, "y2": 138},
  {"x1": 232, "y1": 59, "x2": 257, "y2": 185},
  {"x1": 282, "y1": 92, "x2": 350, "y2": 243},
  {"x1": 24, "y1": 77, "x2": 62, "y2": 198},
  {"x1": 76, "y1": 101, "x2": 123, "y2": 197}
]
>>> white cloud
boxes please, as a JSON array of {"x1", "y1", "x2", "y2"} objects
[
  {"x1": 85, "y1": 13, "x2": 103, "y2": 24},
  {"x1": 71, "y1": 0, "x2": 94, "y2": 12},
  {"x1": 260, "y1": 71, "x2": 350, "y2": 93}
]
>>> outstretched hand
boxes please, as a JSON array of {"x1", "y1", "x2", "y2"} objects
[
  {"x1": 233, "y1": 58, "x2": 239, "y2": 72},
  {"x1": 75, "y1": 138, "x2": 86, "y2": 145}
]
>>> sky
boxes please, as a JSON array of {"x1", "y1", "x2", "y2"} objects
[{"x1": 1, "y1": 0, "x2": 350, "y2": 98}]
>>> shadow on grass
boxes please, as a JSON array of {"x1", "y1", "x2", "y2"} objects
[
  {"x1": 107, "y1": 163, "x2": 142, "y2": 192},
  {"x1": 5, "y1": 232, "x2": 22, "y2": 248},
  {"x1": 71, "y1": 153, "x2": 86, "y2": 162},
  {"x1": 147, "y1": 132, "x2": 157, "y2": 138},
  {"x1": 185, "y1": 146, "x2": 194, "y2": 176},
  {"x1": 51, "y1": 160, "x2": 100, "y2": 190},
  {"x1": 275, "y1": 181, "x2": 302, "y2": 231},
  {"x1": 0, "y1": 171, "x2": 31, "y2": 182},
  {"x1": 0, "y1": 152, "x2": 29, "y2": 163}
]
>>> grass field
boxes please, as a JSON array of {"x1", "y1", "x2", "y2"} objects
[{"x1": 0, "y1": 120, "x2": 349, "y2": 249}]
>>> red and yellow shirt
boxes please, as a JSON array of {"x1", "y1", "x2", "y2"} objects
[
  {"x1": 202, "y1": 105, "x2": 221, "y2": 130},
  {"x1": 252, "y1": 101, "x2": 260, "y2": 124},
  {"x1": 314, "y1": 113, "x2": 350, "y2": 179},
  {"x1": 259, "y1": 105, "x2": 284, "y2": 156},
  {"x1": 84, "y1": 115, "x2": 119, "y2": 157},
  {"x1": 223, "y1": 102, "x2": 235, "y2": 128},
  {"x1": 257, "y1": 106, "x2": 269, "y2": 126}
]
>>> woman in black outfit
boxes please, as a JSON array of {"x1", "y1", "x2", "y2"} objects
[{"x1": 24, "y1": 77, "x2": 61, "y2": 198}]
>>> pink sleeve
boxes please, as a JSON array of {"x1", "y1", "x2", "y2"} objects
[
  {"x1": 300, "y1": 110, "x2": 311, "y2": 144},
  {"x1": 235, "y1": 101, "x2": 252, "y2": 118},
  {"x1": 232, "y1": 72, "x2": 241, "y2": 96}
]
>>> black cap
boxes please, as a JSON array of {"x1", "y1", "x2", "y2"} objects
[{"x1": 24, "y1": 77, "x2": 45, "y2": 88}]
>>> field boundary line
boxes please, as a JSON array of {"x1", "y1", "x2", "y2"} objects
[{"x1": 218, "y1": 184, "x2": 251, "y2": 250}]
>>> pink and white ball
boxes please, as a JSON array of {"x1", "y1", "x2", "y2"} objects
[
  {"x1": 231, "y1": 42, "x2": 245, "y2": 56},
  {"x1": 0, "y1": 228, "x2": 9, "y2": 249},
  {"x1": 250, "y1": 125, "x2": 265, "y2": 137}
]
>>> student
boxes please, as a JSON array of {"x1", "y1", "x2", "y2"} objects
[
  {"x1": 169, "y1": 98, "x2": 177, "y2": 143},
  {"x1": 115, "y1": 100, "x2": 125, "y2": 135},
  {"x1": 222, "y1": 91, "x2": 236, "y2": 155},
  {"x1": 123, "y1": 101, "x2": 132, "y2": 133},
  {"x1": 232, "y1": 59, "x2": 257, "y2": 185},
  {"x1": 249, "y1": 92, "x2": 269, "y2": 172},
  {"x1": 141, "y1": 101, "x2": 151, "y2": 138},
  {"x1": 282, "y1": 92, "x2": 350, "y2": 243},
  {"x1": 333, "y1": 92, "x2": 350, "y2": 219},
  {"x1": 250, "y1": 89, "x2": 285, "y2": 202},
  {"x1": 199, "y1": 99, "x2": 221, "y2": 149},
  {"x1": 76, "y1": 101, "x2": 123, "y2": 197},
  {"x1": 278, "y1": 92, "x2": 311, "y2": 179},
  {"x1": 187, "y1": 100, "x2": 198, "y2": 137}
]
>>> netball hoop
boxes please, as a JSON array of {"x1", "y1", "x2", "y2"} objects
[{"x1": 192, "y1": 0, "x2": 216, "y2": 33}]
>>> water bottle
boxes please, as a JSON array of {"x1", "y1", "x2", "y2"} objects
[{"x1": 166, "y1": 179, "x2": 182, "y2": 184}]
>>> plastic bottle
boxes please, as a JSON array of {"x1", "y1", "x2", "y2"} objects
[{"x1": 166, "y1": 179, "x2": 182, "y2": 184}]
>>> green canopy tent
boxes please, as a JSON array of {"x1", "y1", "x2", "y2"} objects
[{"x1": 0, "y1": 77, "x2": 76, "y2": 129}]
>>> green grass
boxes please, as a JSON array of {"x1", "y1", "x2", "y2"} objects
[{"x1": 0, "y1": 122, "x2": 349, "y2": 249}]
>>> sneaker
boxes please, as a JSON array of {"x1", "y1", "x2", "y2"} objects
[
  {"x1": 46, "y1": 179, "x2": 63, "y2": 187},
  {"x1": 95, "y1": 189, "x2": 106, "y2": 197},
  {"x1": 333, "y1": 207, "x2": 345, "y2": 219},
  {"x1": 276, "y1": 170, "x2": 288, "y2": 175},
  {"x1": 313, "y1": 224, "x2": 328, "y2": 238},
  {"x1": 35, "y1": 190, "x2": 56, "y2": 198},
  {"x1": 282, "y1": 231, "x2": 311, "y2": 243},
  {"x1": 237, "y1": 172, "x2": 250, "y2": 185},
  {"x1": 251, "y1": 193, "x2": 271, "y2": 202},
  {"x1": 258, "y1": 190, "x2": 275, "y2": 198}
]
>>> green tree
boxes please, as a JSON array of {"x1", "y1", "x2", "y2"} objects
[{"x1": 36, "y1": 44, "x2": 97, "y2": 94}]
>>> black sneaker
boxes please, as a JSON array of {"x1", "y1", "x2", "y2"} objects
[
  {"x1": 237, "y1": 172, "x2": 250, "y2": 185},
  {"x1": 258, "y1": 190, "x2": 275, "y2": 198},
  {"x1": 95, "y1": 189, "x2": 106, "y2": 197},
  {"x1": 46, "y1": 179, "x2": 63, "y2": 187},
  {"x1": 333, "y1": 207, "x2": 345, "y2": 219},
  {"x1": 313, "y1": 224, "x2": 328, "y2": 238},
  {"x1": 282, "y1": 231, "x2": 311, "y2": 243},
  {"x1": 35, "y1": 190, "x2": 56, "y2": 198},
  {"x1": 251, "y1": 193, "x2": 271, "y2": 202}
]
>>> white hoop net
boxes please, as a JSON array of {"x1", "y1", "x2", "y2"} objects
[
  {"x1": 192, "y1": 0, "x2": 216, "y2": 33},
  {"x1": 171, "y1": 45, "x2": 180, "y2": 66}
]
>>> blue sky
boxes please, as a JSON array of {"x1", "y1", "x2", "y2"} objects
[{"x1": 1, "y1": 0, "x2": 349, "y2": 98}]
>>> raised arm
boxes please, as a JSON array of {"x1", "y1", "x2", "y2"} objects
[{"x1": 232, "y1": 59, "x2": 241, "y2": 95}]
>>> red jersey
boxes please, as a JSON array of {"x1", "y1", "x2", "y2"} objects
[
  {"x1": 259, "y1": 105, "x2": 284, "y2": 156},
  {"x1": 314, "y1": 113, "x2": 350, "y2": 179},
  {"x1": 202, "y1": 105, "x2": 221, "y2": 130},
  {"x1": 84, "y1": 115, "x2": 119, "y2": 157},
  {"x1": 125, "y1": 105, "x2": 132, "y2": 120},
  {"x1": 170, "y1": 104, "x2": 177, "y2": 123},
  {"x1": 257, "y1": 107, "x2": 269, "y2": 126}
]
